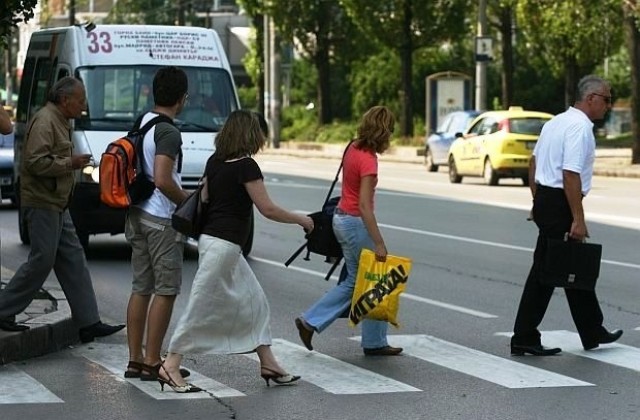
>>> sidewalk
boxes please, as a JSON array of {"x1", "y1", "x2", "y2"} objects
[
  {"x1": 1, "y1": 144, "x2": 638, "y2": 365},
  {"x1": 261, "y1": 143, "x2": 640, "y2": 178}
]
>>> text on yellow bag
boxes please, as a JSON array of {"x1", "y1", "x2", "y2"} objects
[{"x1": 349, "y1": 249, "x2": 412, "y2": 327}]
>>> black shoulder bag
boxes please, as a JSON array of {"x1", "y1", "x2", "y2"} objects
[{"x1": 285, "y1": 141, "x2": 352, "y2": 280}]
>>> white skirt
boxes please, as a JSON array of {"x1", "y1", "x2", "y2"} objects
[{"x1": 168, "y1": 234, "x2": 272, "y2": 354}]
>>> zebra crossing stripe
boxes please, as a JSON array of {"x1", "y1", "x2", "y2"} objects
[
  {"x1": 359, "y1": 335, "x2": 593, "y2": 389},
  {"x1": 0, "y1": 365, "x2": 63, "y2": 404},
  {"x1": 243, "y1": 339, "x2": 421, "y2": 394},
  {"x1": 521, "y1": 330, "x2": 640, "y2": 372},
  {"x1": 75, "y1": 343, "x2": 245, "y2": 399}
]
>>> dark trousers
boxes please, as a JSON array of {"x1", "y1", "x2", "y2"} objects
[
  {"x1": 0, "y1": 208, "x2": 100, "y2": 328},
  {"x1": 512, "y1": 186, "x2": 604, "y2": 348}
]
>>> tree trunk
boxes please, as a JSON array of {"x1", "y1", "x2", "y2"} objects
[
  {"x1": 624, "y1": 1, "x2": 640, "y2": 164},
  {"x1": 564, "y1": 58, "x2": 579, "y2": 107},
  {"x1": 399, "y1": 0, "x2": 414, "y2": 140},
  {"x1": 315, "y1": 45, "x2": 332, "y2": 125},
  {"x1": 315, "y1": 3, "x2": 332, "y2": 125},
  {"x1": 253, "y1": 14, "x2": 265, "y2": 116},
  {"x1": 499, "y1": 6, "x2": 514, "y2": 108}
]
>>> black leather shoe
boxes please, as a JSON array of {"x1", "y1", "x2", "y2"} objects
[
  {"x1": 79, "y1": 321, "x2": 125, "y2": 343},
  {"x1": 363, "y1": 346, "x2": 403, "y2": 356},
  {"x1": 584, "y1": 329, "x2": 623, "y2": 350},
  {"x1": 511, "y1": 344, "x2": 561, "y2": 356},
  {"x1": 295, "y1": 318, "x2": 314, "y2": 351},
  {"x1": 0, "y1": 318, "x2": 30, "y2": 332}
]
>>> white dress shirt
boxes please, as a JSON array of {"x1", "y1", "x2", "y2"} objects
[{"x1": 533, "y1": 106, "x2": 595, "y2": 196}]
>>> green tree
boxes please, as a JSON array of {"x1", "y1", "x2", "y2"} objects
[
  {"x1": 341, "y1": 0, "x2": 468, "y2": 139},
  {"x1": 263, "y1": 0, "x2": 362, "y2": 125},
  {"x1": 106, "y1": 0, "x2": 183, "y2": 25},
  {"x1": 0, "y1": 0, "x2": 38, "y2": 48},
  {"x1": 516, "y1": 0, "x2": 624, "y2": 106}
]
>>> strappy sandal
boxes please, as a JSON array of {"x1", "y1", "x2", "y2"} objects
[
  {"x1": 140, "y1": 362, "x2": 191, "y2": 381},
  {"x1": 124, "y1": 361, "x2": 144, "y2": 378}
]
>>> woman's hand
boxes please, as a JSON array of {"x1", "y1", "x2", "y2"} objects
[
  {"x1": 300, "y1": 215, "x2": 314, "y2": 233},
  {"x1": 374, "y1": 242, "x2": 387, "y2": 262}
]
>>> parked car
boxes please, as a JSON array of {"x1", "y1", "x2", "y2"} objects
[
  {"x1": 447, "y1": 107, "x2": 553, "y2": 186},
  {"x1": 0, "y1": 125, "x2": 16, "y2": 206},
  {"x1": 424, "y1": 110, "x2": 480, "y2": 172}
]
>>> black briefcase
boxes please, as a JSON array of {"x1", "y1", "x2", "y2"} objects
[{"x1": 539, "y1": 237, "x2": 602, "y2": 291}]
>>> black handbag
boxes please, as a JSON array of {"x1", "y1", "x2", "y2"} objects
[
  {"x1": 539, "y1": 234, "x2": 602, "y2": 291},
  {"x1": 285, "y1": 142, "x2": 352, "y2": 280},
  {"x1": 171, "y1": 177, "x2": 208, "y2": 238}
]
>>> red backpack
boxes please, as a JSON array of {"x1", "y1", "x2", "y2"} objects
[{"x1": 99, "y1": 115, "x2": 173, "y2": 208}]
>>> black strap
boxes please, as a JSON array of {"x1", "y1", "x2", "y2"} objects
[
  {"x1": 285, "y1": 243, "x2": 307, "y2": 267},
  {"x1": 133, "y1": 114, "x2": 178, "y2": 177},
  {"x1": 322, "y1": 141, "x2": 353, "y2": 206},
  {"x1": 324, "y1": 257, "x2": 342, "y2": 281}
]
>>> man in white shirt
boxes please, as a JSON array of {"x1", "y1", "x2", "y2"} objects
[{"x1": 511, "y1": 75, "x2": 623, "y2": 356}]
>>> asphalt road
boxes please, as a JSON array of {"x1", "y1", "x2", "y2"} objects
[{"x1": 0, "y1": 156, "x2": 638, "y2": 420}]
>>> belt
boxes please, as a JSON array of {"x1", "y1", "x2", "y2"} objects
[{"x1": 334, "y1": 207, "x2": 357, "y2": 216}]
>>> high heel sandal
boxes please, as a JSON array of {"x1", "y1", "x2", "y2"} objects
[
  {"x1": 157, "y1": 364, "x2": 203, "y2": 393},
  {"x1": 140, "y1": 362, "x2": 191, "y2": 381},
  {"x1": 260, "y1": 367, "x2": 301, "y2": 387},
  {"x1": 124, "y1": 361, "x2": 143, "y2": 378}
]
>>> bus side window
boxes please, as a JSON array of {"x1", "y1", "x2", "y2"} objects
[{"x1": 29, "y1": 57, "x2": 56, "y2": 118}]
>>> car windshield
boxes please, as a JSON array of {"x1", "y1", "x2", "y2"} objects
[
  {"x1": 509, "y1": 118, "x2": 549, "y2": 135},
  {"x1": 76, "y1": 65, "x2": 238, "y2": 132}
]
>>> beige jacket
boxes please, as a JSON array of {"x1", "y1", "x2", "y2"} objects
[{"x1": 20, "y1": 103, "x2": 75, "y2": 211}]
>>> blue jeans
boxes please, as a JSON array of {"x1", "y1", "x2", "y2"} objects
[{"x1": 301, "y1": 213, "x2": 388, "y2": 349}]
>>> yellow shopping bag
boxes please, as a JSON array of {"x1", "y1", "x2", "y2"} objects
[{"x1": 348, "y1": 249, "x2": 412, "y2": 327}]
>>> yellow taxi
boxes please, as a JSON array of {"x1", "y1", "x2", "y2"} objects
[{"x1": 447, "y1": 107, "x2": 553, "y2": 185}]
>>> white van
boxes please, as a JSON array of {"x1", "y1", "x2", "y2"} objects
[{"x1": 15, "y1": 24, "x2": 253, "y2": 253}]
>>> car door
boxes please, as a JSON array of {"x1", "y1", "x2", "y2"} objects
[
  {"x1": 467, "y1": 117, "x2": 498, "y2": 175},
  {"x1": 457, "y1": 118, "x2": 485, "y2": 174}
]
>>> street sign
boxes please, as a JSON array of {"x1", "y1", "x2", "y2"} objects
[{"x1": 475, "y1": 36, "x2": 493, "y2": 62}]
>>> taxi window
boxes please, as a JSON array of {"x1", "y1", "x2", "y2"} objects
[
  {"x1": 479, "y1": 117, "x2": 498, "y2": 135},
  {"x1": 509, "y1": 118, "x2": 549, "y2": 135},
  {"x1": 468, "y1": 118, "x2": 485, "y2": 135}
]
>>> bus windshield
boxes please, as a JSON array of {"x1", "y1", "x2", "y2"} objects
[{"x1": 76, "y1": 65, "x2": 238, "y2": 132}]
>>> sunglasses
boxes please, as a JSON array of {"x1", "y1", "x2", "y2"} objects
[{"x1": 591, "y1": 93, "x2": 612, "y2": 104}]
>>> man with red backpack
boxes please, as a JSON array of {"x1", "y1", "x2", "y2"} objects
[{"x1": 123, "y1": 66, "x2": 191, "y2": 381}]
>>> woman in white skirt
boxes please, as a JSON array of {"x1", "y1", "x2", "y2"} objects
[{"x1": 160, "y1": 111, "x2": 314, "y2": 393}]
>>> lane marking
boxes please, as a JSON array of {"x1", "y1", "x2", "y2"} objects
[
  {"x1": 0, "y1": 365, "x2": 63, "y2": 404},
  {"x1": 243, "y1": 339, "x2": 420, "y2": 394},
  {"x1": 376, "y1": 222, "x2": 640, "y2": 270},
  {"x1": 75, "y1": 343, "x2": 244, "y2": 399},
  {"x1": 497, "y1": 330, "x2": 640, "y2": 373},
  {"x1": 250, "y1": 256, "x2": 497, "y2": 319},
  {"x1": 351, "y1": 335, "x2": 592, "y2": 389}
]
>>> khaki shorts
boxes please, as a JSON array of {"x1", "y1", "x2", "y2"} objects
[{"x1": 125, "y1": 207, "x2": 184, "y2": 295}]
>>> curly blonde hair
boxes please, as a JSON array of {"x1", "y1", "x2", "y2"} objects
[
  {"x1": 355, "y1": 106, "x2": 395, "y2": 154},
  {"x1": 213, "y1": 110, "x2": 266, "y2": 160}
]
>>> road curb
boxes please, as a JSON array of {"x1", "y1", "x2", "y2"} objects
[{"x1": 0, "y1": 270, "x2": 78, "y2": 365}]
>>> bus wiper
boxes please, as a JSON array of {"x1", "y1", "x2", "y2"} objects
[
  {"x1": 174, "y1": 120, "x2": 220, "y2": 132},
  {"x1": 85, "y1": 117, "x2": 136, "y2": 124}
]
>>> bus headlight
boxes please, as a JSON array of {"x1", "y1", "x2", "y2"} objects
[{"x1": 82, "y1": 165, "x2": 100, "y2": 183}]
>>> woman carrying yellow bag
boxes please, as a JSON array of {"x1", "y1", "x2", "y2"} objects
[
  {"x1": 349, "y1": 250, "x2": 412, "y2": 327},
  {"x1": 295, "y1": 106, "x2": 404, "y2": 357}
]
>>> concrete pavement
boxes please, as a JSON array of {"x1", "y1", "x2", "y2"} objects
[{"x1": 1, "y1": 144, "x2": 638, "y2": 365}]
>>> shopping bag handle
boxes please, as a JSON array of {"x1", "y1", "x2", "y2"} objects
[{"x1": 563, "y1": 232, "x2": 587, "y2": 243}]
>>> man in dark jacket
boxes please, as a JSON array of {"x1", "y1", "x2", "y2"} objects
[{"x1": 0, "y1": 77, "x2": 124, "y2": 342}]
